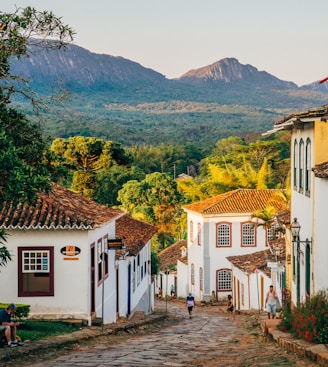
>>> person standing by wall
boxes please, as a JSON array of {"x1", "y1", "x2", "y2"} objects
[
  {"x1": 265, "y1": 285, "x2": 278, "y2": 319},
  {"x1": 186, "y1": 293, "x2": 195, "y2": 319}
]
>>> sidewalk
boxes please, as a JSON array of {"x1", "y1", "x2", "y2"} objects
[{"x1": 260, "y1": 315, "x2": 328, "y2": 367}]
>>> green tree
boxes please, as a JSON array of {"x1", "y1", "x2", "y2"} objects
[
  {"x1": 50, "y1": 137, "x2": 131, "y2": 199},
  {"x1": 0, "y1": 6, "x2": 74, "y2": 267},
  {"x1": 95, "y1": 165, "x2": 145, "y2": 207},
  {"x1": 118, "y1": 172, "x2": 183, "y2": 249},
  {"x1": 0, "y1": 6, "x2": 74, "y2": 106}
]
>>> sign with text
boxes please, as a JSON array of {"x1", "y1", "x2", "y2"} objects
[
  {"x1": 60, "y1": 246, "x2": 81, "y2": 256},
  {"x1": 107, "y1": 238, "x2": 123, "y2": 249}
]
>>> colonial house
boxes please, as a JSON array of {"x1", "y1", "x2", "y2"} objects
[
  {"x1": 154, "y1": 239, "x2": 188, "y2": 299},
  {"x1": 267, "y1": 103, "x2": 328, "y2": 305},
  {"x1": 0, "y1": 183, "x2": 156, "y2": 325},
  {"x1": 115, "y1": 215, "x2": 157, "y2": 316},
  {"x1": 183, "y1": 188, "x2": 287, "y2": 303}
]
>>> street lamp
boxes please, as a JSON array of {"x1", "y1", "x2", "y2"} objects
[
  {"x1": 273, "y1": 247, "x2": 281, "y2": 263},
  {"x1": 290, "y1": 218, "x2": 312, "y2": 304}
]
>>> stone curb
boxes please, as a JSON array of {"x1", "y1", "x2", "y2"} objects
[{"x1": 261, "y1": 318, "x2": 328, "y2": 367}]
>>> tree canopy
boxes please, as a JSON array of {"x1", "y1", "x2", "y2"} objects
[
  {"x1": 0, "y1": 6, "x2": 74, "y2": 267},
  {"x1": 0, "y1": 6, "x2": 74, "y2": 106}
]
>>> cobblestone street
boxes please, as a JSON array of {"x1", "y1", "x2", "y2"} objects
[{"x1": 4, "y1": 299, "x2": 322, "y2": 367}]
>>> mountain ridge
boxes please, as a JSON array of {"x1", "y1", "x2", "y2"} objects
[{"x1": 9, "y1": 43, "x2": 328, "y2": 147}]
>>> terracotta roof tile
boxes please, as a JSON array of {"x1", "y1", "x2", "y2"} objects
[
  {"x1": 158, "y1": 240, "x2": 188, "y2": 272},
  {"x1": 227, "y1": 249, "x2": 272, "y2": 276},
  {"x1": 274, "y1": 104, "x2": 328, "y2": 127},
  {"x1": 0, "y1": 183, "x2": 123, "y2": 230},
  {"x1": 312, "y1": 162, "x2": 328, "y2": 178},
  {"x1": 183, "y1": 189, "x2": 287, "y2": 215},
  {"x1": 116, "y1": 215, "x2": 157, "y2": 256}
]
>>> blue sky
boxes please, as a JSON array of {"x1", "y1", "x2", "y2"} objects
[{"x1": 4, "y1": 0, "x2": 328, "y2": 86}]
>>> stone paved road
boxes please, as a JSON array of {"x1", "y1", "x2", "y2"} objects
[{"x1": 19, "y1": 300, "x2": 321, "y2": 367}]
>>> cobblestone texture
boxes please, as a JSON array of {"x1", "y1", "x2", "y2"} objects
[{"x1": 0, "y1": 299, "x2": 325, "y2": 367}]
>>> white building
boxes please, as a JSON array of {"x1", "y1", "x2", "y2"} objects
[
  {"x1": 268, "y1": 104, "x2": 328, "y2": 305},
  {"x1": 0, "y1": 183, "x2": 156, "y2": 324},
  {"x1": 155, "y1": 239, "x2": 188, "y2": 299},
  {"x1": 183, "y1": 188, "x2": 287, "y2": 303}
]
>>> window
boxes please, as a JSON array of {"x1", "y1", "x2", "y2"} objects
[
  {"x1": 305, "y1": 138, "x2": 311, "y2": 195},
  {"x1": 241, "y1": 283, "x2": 244, "y2": 306},
  {"x1": 199, "y1": 267, "x2": 203, "y2": 291},
  {"x1": 241, "y1": 222, "x2": 256, "y2": 247},
  {"x1": 216, "y1": 269, "x2": 232, "y2": 292},
  {"x1": 197, "y1": 222, "x2": 201, "y2": 246},
  {"x1": 216, "y1": 222, "x2": 231, "y2": 247},
  {"x1": 97, "y1": 239, "x2": 108, "y2": 284},
  {"x1": 137, "y1": 254, "x2": 140, "y2": 285},
  {"x1": 293, "y1": 139, "x2": 298, "y2": 189},
  {"x1": 191, "y1": 263, "x2": 195, "y2": 285},
  {"x1": 18, "y1": 247, "x2": 54, "y2": 297},
  {"x1": 299, "y1": 139, "x2": 304, "y2": 192},
  {"x1": 267, "y1": 223, "x2": 280, "y2": 244},
  {"x1": 190, "y1": 221, "x2": 194, "y2": 242}
]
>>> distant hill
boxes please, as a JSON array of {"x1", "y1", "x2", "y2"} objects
[{"x1": 9, "y1": 44, "x2": 328, "y2": 147}]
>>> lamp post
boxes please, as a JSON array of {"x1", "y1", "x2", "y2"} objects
[
  {"x1": 291, "y1": 218, "x2": 301, "y2": 305},
  {"x1": 290, "y1": 218, "x2": 313, "y2": 303},
  {"x1": 274, "y1": 247, "x2": 281, "y2": 263}
]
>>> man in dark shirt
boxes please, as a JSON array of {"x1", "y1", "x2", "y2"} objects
[{"x1": 0, "y1": 303, "x2": 23, "y2": 347}]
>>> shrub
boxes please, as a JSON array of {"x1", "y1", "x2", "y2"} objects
[
  {"x1": 279, "y1": 289, "x2": 328, "y2": 344},
  {"x1": 0, "y1": 303, "x2": 30, "y2": 319}
]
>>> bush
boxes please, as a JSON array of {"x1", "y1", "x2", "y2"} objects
[
  {"x1": 279, "y1": 290, "x2": 328, "y2": 343},
  {"x1": 0, "y1": 303, "x2": 30, "y2": 319}
]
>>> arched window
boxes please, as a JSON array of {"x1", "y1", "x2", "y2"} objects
[
  {"x1": 241, "y1": 222, "x2": 256, "y2": 247},
  {"x1": 199, "y1": 267, "x2": 203, "y2": 291},
  {"x1": 305, "y1": 138, "x2": 311, "y2": 195},
  {"x1": 191, "y1": 263, "x2": 195, "y2": 285},
  {"x1": 190, "y1": 220, "x2": 194, "y2": 242},
  {"x1": 216, "y1": 222, "x2": 232, "y2": 247},
  {"x1": 197, "y1": 222, "x2": 201, "y2": 246},
  {"x1": 293, "y1": 139, "x2": 298, "y2": 189},
  {"x1": 299, "y1": 139, "x2": 304, "y2": 192},
  {"x1": 216, "y1": 269, "x2": 232, "y2": 292}
]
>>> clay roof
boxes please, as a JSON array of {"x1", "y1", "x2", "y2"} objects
[
  {"x1": 227, "y1": 249, "x2": 272, "y2": 276},
  {"x1": 158, "y1": 239, "x2": 188, "y2": 272},
  {"x1": 183, "y1": 189, "x2": 287, "y2": 215},
  {"x1": 115, "y1": 215, "x2": 157, "y2": 256},
  {"x1": 274, "y1": 104, "x2": 328, "y2": 128},
  {"x1": 0, "y1": 183, "x2": 123, "y2": 230},
  {"x1": 312, "y1": 162, "x2": 328, "y2": 178}
]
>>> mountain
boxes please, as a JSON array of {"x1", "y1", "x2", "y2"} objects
[
  {"x1": 10, "y1": 43, "x2": 166, "y2": 88},
  {"x1": 9, "y1": 44, "x2": 328, "y2": 147},
  {"x1": 178, "y1": 57, "x2": 297, "y2": 89}
]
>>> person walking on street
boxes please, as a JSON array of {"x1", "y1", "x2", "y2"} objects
[
  {"x1": 170, "y1": 284, "x2": 175, "y2": 298},
  {"x1": 265, "y1": 285, "x2": 278, "y2": 319},
  {"x1": 0, "y1": 303, "x2": 24, "y2": 347},
  {"x1": 227, "y1": 294, "x2": 235, "y2": 319},
  {"x1": 186, "y1": 293, "x2": 195, "y2": 319}
]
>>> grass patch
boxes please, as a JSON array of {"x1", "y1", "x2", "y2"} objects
[{"x1": 17, "y1": 321, "x2": 82, "y2": 342}]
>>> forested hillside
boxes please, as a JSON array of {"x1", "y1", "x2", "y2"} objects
[{"x1": 10, "y1": 44, "x2": 328, "y2": 148}]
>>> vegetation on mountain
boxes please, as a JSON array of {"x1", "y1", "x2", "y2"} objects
[{"x1": 9, "y1": 43, "x2": 328, "y2": 149}]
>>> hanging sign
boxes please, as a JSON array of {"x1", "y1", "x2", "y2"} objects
[{"x1": 60, "y1": 245, "x2": 81, "y2": 256}]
